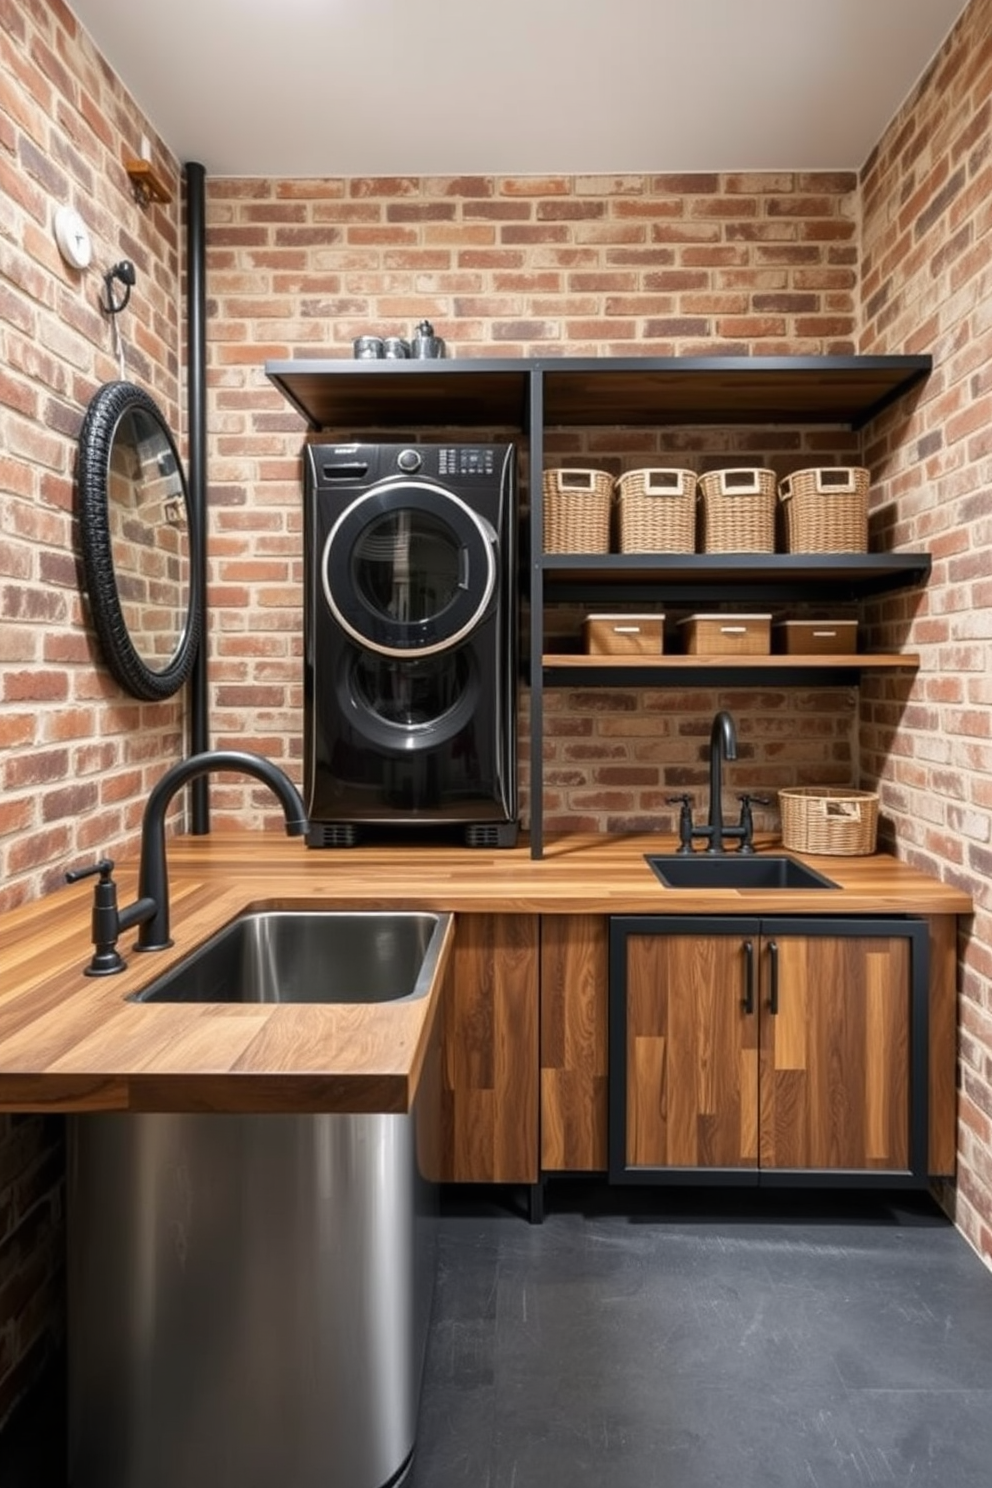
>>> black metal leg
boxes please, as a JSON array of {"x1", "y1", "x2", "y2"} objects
[{"x1": 527, "y1": 1179, "x2": 545, "y2": 1225}]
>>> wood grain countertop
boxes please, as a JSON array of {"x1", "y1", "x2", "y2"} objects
[{"x1": 0, "y1": 833, "x2": 972, "y2": 1117}]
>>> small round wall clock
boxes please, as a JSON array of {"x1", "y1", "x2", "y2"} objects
[{"x1": 54, "y1": 205, "x2": 93, "y2": 270}]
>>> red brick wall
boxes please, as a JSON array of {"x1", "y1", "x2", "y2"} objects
[
  {"x1": 2, "y1": 0, "x2": 991, "y2": 1427},
  {"x1": 0, "y1": 0, "x2": 184, "y2": 1428},
  {"x1": 0, "y1": 0, "x2": 185, "y2": 914},
  {"x1": 204, "y1": 170, "x2": 861, "y2": 834},
  {"x1": 858, "y1": 0, "x2": 992, "y2": 1265}
]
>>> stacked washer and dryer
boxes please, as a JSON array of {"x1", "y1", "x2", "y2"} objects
[{"x1": 302, "y1": 441, "x2": 519, "y2": 847}]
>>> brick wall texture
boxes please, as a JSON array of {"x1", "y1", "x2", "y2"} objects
[
  {"x1": 0, "y1": 0, "x2": 183, "y2": 1428},
  {"x1": 1, "y1": 0, "x2": 992, "y2": 1424}
]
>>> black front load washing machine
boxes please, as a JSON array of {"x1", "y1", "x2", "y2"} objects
[{"x1": 303, "y1": 441, "x2": 518, "y2": 847}]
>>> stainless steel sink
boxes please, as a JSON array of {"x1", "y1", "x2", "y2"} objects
[
  {"x1": 130, "y1": 909, "x2": 450, "y2": 1005},
  {"x1": 646, "y1": 854, "x2": 839, "y2": 890},
  {"x1": 82, "y1": 907, "x2": 453, "y2": 1488}
]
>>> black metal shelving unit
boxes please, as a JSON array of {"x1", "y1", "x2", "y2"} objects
[{"x1": 265, "y1": 353, "x2": 933, "y2": 859}]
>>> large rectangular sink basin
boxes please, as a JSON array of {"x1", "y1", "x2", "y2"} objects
[
  {"x1": 130, "y1": 909, "x2": 451, "y2": 1005},
  {"x1": 646, "y1": 854, "x2": 839, "y2": 890}
]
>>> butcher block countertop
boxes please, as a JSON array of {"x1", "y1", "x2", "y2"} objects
[{"x1": 0, "y1": 833, "x2": 972, "y2": 1117}]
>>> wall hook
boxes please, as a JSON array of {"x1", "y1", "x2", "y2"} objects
[{"x1": 102, "y1": 260, "x2": 136, "y2": 317}]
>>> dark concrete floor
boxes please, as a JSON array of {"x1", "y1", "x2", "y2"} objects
[
  {"x1": 4, "y1": 1183, "x2": 992, "y2": 1488},
  {"x1": 407, "y1": 1184, "x2": 992, "y2": 1488}
]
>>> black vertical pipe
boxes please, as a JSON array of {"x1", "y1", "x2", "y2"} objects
[{"x1": 185, "y1": 161, "x2": 209, "y2": 832}]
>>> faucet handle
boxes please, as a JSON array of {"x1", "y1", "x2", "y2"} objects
[
  {"x1": 66, "y1": 858, "x2": 127, "y2": 976},
  {"x1": 666, "y1": 793, "x2": 695, "y2": 853},
  {"x1": 66, "y1": 856, "x2": 116, "y2": 885},
  {"x1": 735, "y1": 795, "x2": 771, "y2": 855}
]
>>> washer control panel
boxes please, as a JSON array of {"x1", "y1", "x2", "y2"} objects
[{"x1": 438, "y1": 446, "x2": 496, "y2": 477}]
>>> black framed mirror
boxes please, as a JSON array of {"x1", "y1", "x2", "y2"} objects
[{"x1": 76, "y1": 381, "x2": 202, "y2": 701}]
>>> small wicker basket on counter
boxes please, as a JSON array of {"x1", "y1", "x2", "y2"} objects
[
  {"x1": 779, "y1": 786, "x2": 879, "y2": 855},
  {"x1": 614, "y1": 467, "x2": 696, "y2": 553},
  {"x1": 778, "y1": 467, "x2": 870, "y2": 553},
  {"x1": 542, "y1": 468, "x2": 613, "y2": 553},
  {"x1": 697, "y1": 467, "x2": 777, "y2": 552}
]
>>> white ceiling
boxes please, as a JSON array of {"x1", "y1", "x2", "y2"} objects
[{"x1": 68, "y1": 0, "x2": 970, "y2": 178}]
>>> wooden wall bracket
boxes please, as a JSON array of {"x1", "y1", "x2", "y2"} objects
[{"x1": 124, "y1": 158, "x2": 173, "y2": 207}]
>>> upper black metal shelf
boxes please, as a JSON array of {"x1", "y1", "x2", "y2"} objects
[
  {"x1": 266, "y1": 354, "x2": 932, "y2": 432},
  {"x1": 265, "y1": 358, "x2": 532, "y2": 431},
  {"x1": 539, "y1": 553, "x2": 932, "y2": 605}
]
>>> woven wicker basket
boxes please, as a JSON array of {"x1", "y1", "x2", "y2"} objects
[
  {"x1": 697, "y1": 467, "x2": 777, "y2": 552},
  {"x1": 779, "y1": 786, "x2": 879, "y2": 856},
  {"x1": 542, "y1": 468, "x2": 613, "y2": 553},
  {"x1": 614, "y1": 468, "x2": 696, "y2": 553},
  {"x1": 778, "y1": 467, "x2": 870, "y2": 553}
]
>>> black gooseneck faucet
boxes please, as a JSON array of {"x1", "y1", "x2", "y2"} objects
[
  {"x1": 706, "y1": 710, "x2": 738, "y2": 853},
  {"x1": 135, "y1": 751, "x2": 308, "y2": 950},
  {"x1": 67, "y1": 752, "x2": 307, "y2": 971}
]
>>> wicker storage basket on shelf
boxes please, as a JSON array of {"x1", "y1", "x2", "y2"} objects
[
  {"x1": 542, "y1": 468, "x2": 613, "y2": 553},
  {"x1": 614, "y1": 468, "x2": 696, "y2": 553},
  {"x1": 779, "y1": 786, "x2": 879, "y2": 855},
  {"x1": 697, "y1": 467, "x2": 777, "y2": 552},
  {"x1": 778, "y1": 466, "x2": 870, "y2": 553}
]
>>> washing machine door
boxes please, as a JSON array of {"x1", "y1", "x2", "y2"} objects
[{"x1": 321, "y1": 478, "x2": 497, "y2": 658}]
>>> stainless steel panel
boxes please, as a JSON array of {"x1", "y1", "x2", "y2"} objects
[{"x1": 68, "y1": 1105, "x2": 436, "y2": 1488}]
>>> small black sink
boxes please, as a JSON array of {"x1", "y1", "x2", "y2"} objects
[{"x1": 646, "y1": 854, "x2": 839, "y2": 890}]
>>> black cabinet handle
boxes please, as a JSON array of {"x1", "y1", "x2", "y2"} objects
[
  {"x1": 767, "y1": 939, "x2": 779, "y2": 1014},
  {"x1": 742, "y1": 939, "x2": 754, "y2": 1014}
]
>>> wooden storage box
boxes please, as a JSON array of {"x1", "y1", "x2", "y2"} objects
[
  {"x1": 584, "y1": 613, "x2": 666, "y2": 655},
  {"x1": 774, "y1": 619, "x2": 858, "y2": 655},
  {"x1": 679, "y1": 613, "x2": 771, "y2": 655}
]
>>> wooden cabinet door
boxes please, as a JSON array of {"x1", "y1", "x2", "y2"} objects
[
  {"x1": 611, "y1": 916, "x2": 925, "y2": 1183},
  {"x1": 758, "y1": 932, "x2": 911, "y2": 1171},
  {"x1": 439, "y1": 912, "x2": 539, "y2": 1183},
  {"x1": 540, "y1": 915, "x2": 609, "y2": 1172},
  {"x1": 620, "y1": 928, "x2": 759, "y2": 1171}
]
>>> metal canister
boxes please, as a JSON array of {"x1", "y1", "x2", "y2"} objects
[
  {"x1": 410, "y1": 320, "x2": 445, "y2": 358},
  {"x1": 382, "y1": 337, "x2": 411, "y2": 359},
  {"x1": 353, "y1": 335, "x2": 384, "y2": 359}
]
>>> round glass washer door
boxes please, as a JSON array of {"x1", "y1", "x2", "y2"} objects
[
  {"x1": 340, "y1": 648, "x2": 479, "y2": 752},
  {"x1": 321, "y1": 479, "x2": 497, "y2": 658}
]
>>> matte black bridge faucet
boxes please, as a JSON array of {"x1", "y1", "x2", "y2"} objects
[{"x1": 666, "y1": 711, "x2": 768, "y2": 856}]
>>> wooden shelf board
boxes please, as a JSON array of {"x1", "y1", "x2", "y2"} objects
[{"x1": 543, "y1": 653, "x2": 919, "y2": 669}]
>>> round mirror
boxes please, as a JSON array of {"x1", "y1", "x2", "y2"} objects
[{"x1": 76, "y1": 381, "x2": 201, "y2": 700}]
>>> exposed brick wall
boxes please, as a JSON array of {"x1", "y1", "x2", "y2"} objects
[
  {"x1": 0, "y1": 0, "x2": 185, "y2": 1430},
  {"x1": 858, "y1": 0, "x2": 992, "y2": 1266},
  {"x1": 0, "y1": 0, "x2": 186, "y2": 914},
  {"x1": 2, "y1": 0, "x2": 991, "y2": 1435},
  {"x1": 204, "y1": 170, "x2": 860, "y2": 835}
]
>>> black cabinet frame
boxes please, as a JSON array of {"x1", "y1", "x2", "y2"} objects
[{"x1": 607, "y1": 913, "x2": 930, "y2": 1189}]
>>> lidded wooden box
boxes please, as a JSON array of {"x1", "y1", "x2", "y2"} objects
[
  {"x1": 583, "y1": 614, "x2": 666, "y2": 655},
  {"x1": 679, "y1": 613, "x2": 771, "y2": 655}
]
